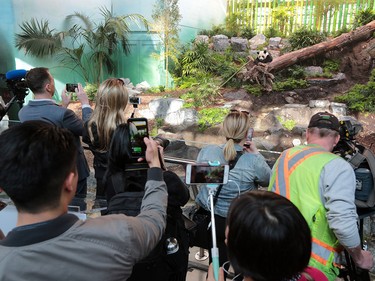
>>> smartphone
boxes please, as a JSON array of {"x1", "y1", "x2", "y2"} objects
[
  {"x1": 244, "y1": 128, "x2": 254, "y2": 148},
  {"x1": 185, "y1": 164, "x2": 230, "y2": 185},
  {"x1": 66, "y1": 83, "x2": 78, "y2": 92},
  {"x1": 246, "y1": 128, "x2": 254, "y2": 141},
  {"x1": 128, "y1": 118, "x2": 149, "y2": 158}
]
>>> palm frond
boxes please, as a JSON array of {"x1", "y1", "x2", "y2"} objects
[
  {"x1": 15, "y1": 18, "x2": 62, "y2": 57},
  {"x1": 65, "y1": 12, "x2": 93, "y2": 31}
]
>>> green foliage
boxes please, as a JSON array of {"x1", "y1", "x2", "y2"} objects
[
  {"x1": 322, "y1": 59, "x2": 340, "y2": 73},
  {"x1": 210, "y1": 48, "x2": 246, "y2": 87},
  {"x1": 225, "y1": 13, "x2": 241, "y2": 37},
  {"x1": 174, "y1": 76, "x2": 201, "y2": 89},
  {"x1": 198, "y1": 108, "x2": 229, "y2": 131},
  {"x1": 273, "y1": 78, "x2": 308, "y2": 91},
  {"x1": 335, "y1": 80, "x2": 375, "y2": 113},
  {"x1": 84, "y1": 83, "x2": 98, "y2": 101},
  {"x1": 276, "y1": 65, "x2": 306, "y2": 80},
  {"x1": 331, "y1": 26, "x2": 350, "y2": 38},
  {"x1": 239, "y1": 27, "x2": 256, "y2": 39},
  {"x1": 211, "y1": 24, "x2": 237, "y2": 38},
  {"x1": 156, "y1": 117, "x2": 165, "y2": 128},
  {"x1": 243, "y1": 84, "x2": 263, "y2": 97},
  {"x1": 370, "y1": 68, "x2": 375, "y2": 82},
  {"x1": 288, "y1": 27, "x2": 326, "y2": 51},
  {"x1": 277, "y1": 116, "x2": 296, "y2": 131},
  {"x1": 198, "y1": 29, "x2": 215, "y2": 37},
  {"x1": 271, "y1": 5, "x2": 295, "y2": 35},
  {"x1": 265, "y1": 27, "x2": 283, "y2": 38},
  {"x1": 146, "y1": 86, "x2": 162, "y2": 94},
  {"x1": 180, "y1": 79, "x2": 221, "y2": 107},
  {"x1": 176, "y1": 42, "x2": 217, "y2": 77},
  {"x1": 353, "y1": 9, "x2": 375, "y2": 29}
]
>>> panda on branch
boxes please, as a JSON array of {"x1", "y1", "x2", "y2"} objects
[{"x1": 254, "y1": 50, "x2": 273, "y2": 65}]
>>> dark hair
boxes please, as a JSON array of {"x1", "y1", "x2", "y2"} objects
[
  {"x1": 227, "y1": 190, "x2": 312, "y2": 281},
  {"x1": 0, "y1": 121, "x2": 77, "y2": 213},
  {"x1": 25, "y1": 67, "x2": 51, "y2": 93},
  {"x1": 107, "y1": 123, "x2": 132, "y2": 172}
]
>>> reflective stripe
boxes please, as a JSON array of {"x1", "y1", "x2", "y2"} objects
[
  {"x1": 311, "y1": 252, "x2": 327, "y2": 266},
  {"x1": 275, "y1": 147, "x2": 326, "y2": 197},
  {"x1": 311, "y1": 238, "x2": 340, "y2": 266},
  {"x1": 312, "y1": 237, "x2": 338, "y2": 253},
  {"x1": 312, "y1": 241, "x2": 331, "y2": 266}
]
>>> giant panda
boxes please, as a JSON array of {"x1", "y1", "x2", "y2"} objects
[{"x1": 254, "y1": 50, "x2": 273, "y2": 64}]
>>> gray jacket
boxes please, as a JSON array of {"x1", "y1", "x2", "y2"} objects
[
  {"x1": 18, "y1": 99, "x2": 93, "y2": 180},
  {"x1": 0, "y1": 168, "x2": 168, "y2": 281}
]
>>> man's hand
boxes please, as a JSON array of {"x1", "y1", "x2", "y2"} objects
[
  {"x1": 348, "y1": 246, "x2": 374, "y2": 270},
  {"x1": 61, "y1": 89, "x2": 71, "y2": 108},
  {"x1": 142, "y1": 137, "x2": 161, "y2": 168},
  {"x1": 206, "y1": 263, "x2": 224, "y2": 281},
  {"x1": 75, "y1": 83, "x2": 89, "y2": 106}
]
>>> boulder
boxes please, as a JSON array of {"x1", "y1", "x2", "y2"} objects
[
  {"x1": 212, "y1": 35, "x2": 230, "y2": 52},
  {"x1": 230, "y1": 37, "x2": 248, "y2": 52}
]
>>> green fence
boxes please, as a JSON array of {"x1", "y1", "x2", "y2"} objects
[{"x1": 227, "y1": 0, "x2": 375, "y2": 35}]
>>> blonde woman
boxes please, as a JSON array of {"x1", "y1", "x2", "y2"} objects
[
  {"x1": 194, "y1": 110, "x2": 271, "y2": 279},
  {"x1": 83, "y1": 78, "x2": 129, "y2": 199}
]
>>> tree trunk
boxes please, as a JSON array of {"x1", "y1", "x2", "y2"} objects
[{"x1": 268, "y1": 20, "x2": 375, "y2": 73}]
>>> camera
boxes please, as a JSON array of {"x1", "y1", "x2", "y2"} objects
[
  {"x1": 153, "y1": 136, "x2": 170, "y2": 149},
  {"x1": 0, "y1": 70, "x2": 29, "y2": 122},
  {"x1": 66, "y1": 83, "x2": 78, "y2": 92},
  {"x1": 129, "y1": 96, "x2": 141, "y2": 105},
  {"x1": 333, "y1": 117, "x2": 364, "y2": 159}
]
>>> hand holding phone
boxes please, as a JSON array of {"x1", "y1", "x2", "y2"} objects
[
  {"x1": 128, "y1": 118, "x2": 149, "y2": 159},
  {"x1": 185, "y1": 164, "x2": 229, "y2": 185}
]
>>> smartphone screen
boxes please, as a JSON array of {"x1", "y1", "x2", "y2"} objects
[
  {"x1": 185, "y1": 164, "x2": 229, "y2": 184},
  {"x1": 66, "y1": 83, "x2": 78, "y2": 92},
  {"x1": 128, "y1": 118, "x2": 149, "y2": 158}
]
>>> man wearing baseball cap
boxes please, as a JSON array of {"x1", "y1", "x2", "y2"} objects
[{"x1": 269, "y1": 111, "x2": 373, "y2": 280}]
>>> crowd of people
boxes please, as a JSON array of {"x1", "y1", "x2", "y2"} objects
[{"x1": 0, "y1": 67, "x2": 374, "y2": 281}]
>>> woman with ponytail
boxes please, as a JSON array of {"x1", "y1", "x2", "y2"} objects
[{"x1": 194, "y1": 110, "x2": 271, "y2": 278}]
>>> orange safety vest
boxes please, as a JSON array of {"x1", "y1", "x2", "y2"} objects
[{"x1": 269, "y1": 145, "x2": 342, "y2": 281}]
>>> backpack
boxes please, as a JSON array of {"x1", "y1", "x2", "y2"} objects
[
  {"x1": 347, "y1": 145, "x2": 375, "y2": 208},
  {"x1": 104, "y1": 170, "x2": 189, "y2": 280},
  {"x1": 334, "y1": 120, "x2": 375, "y2": 208}
]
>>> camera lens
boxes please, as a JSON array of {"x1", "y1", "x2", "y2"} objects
[{"x1": 153, "y1": 136, "x2": 170, "y2": 149}]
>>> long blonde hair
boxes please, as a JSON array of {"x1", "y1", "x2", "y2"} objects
[
  {"x1": 222, "y1": 111, "x2": 251, "y2": 161},
  {"x1": 87, "y1": 78, "x2": 129, "y2": 151}
]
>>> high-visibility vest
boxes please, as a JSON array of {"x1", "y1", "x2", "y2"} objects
[{"x1": 269, "y1": 145, "x2": 342, "y2": 281}]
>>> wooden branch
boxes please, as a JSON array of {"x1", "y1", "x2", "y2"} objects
[{"x1": 267, "y1": 20, "x2": 375, "y2": 73}]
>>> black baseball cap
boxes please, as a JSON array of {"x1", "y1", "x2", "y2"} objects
[{"x1": 308, "y1": 112, "x2": 340, "y2": 132}]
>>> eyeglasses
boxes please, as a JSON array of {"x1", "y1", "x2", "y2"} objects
[{"x1": 230, "y1": 109, "x2": 250, "y2": 116}]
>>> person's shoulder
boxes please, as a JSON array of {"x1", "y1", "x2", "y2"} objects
[{"x1": 201, "y1": 144, "x2": 222, "y2": 152}]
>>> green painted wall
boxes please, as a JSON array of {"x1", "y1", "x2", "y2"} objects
[{"x1": 0, "y1": 0, "x2": 226, "y2": 91}]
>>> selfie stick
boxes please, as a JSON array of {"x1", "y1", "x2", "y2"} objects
[{"x1": 207, "y1": 160, "x2": 220, "y2": 281}]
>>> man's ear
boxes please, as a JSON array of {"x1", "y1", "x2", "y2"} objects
[
  {"x1": 63, "y1": 171, "x2": 76, "y2": 193},
  {"x1": 334, "y1": 134, "x2": 341, "y2": 146}
]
